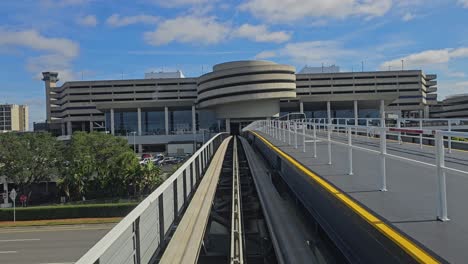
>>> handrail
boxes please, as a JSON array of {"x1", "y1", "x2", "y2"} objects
[
  {"x1": 249, "y1": 119, "x2": 468, "y2": 222},
  {"x1": 77, "y1": 132, "x2": 229, "y2": 264}
]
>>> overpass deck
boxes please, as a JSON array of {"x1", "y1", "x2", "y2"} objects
[{"x1": 252, "y1": 130, "x2": 468, "y2": 263}]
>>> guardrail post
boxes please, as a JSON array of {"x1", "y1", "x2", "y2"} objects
[
  {"x1": 158, "y1": 193, "x2": 165, "y2": 248},
  {"x1": 380, "y1": 127, "x2": 387, "y2": 191},
  {"x1": 327, "y1": 124, "x2": 332, "y2": 165},
  {"x1": 313, "y1": 124, "x2": 317, "y2": 158},
  {"x1": 283, "y1": 121, "x2": 287, "y2": 143},
  {"x1": 134, "y1": 217, "x2": 141, "y2": 264},
  {"x1": 366, "y1": 119, "x2": 370, "y2": 139},
  {"x1": 419, "y1": 120, "x2": 423, "y2": 149},
  {"x1": 436, "y1": 131, "x2": 450, "y2": 221},
  {"x1": 303, "y1": 120, "x2": 306, "y2": 153},
  {"x1": 348, "y1": 127, "x2": 353, "y2": 175},
  {"x1": 397, "y1": 118, "x2": 402, "y2": 144},
  {"x1": 288, "y1": 121, "x2": 291, "y2": 145},
  {"x1": 448, "y1": 122, "x2": 452, "y2": 154},
  {"x1": 294, "y1": 121, "x2": 298, "y2": 149}
]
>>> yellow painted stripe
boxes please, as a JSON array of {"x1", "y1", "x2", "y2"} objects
[{"x1": 250, "y1": 130, "x2": 439, "y2": 264}]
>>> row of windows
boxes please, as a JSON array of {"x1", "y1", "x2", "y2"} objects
[
  {"x1": 67, "y1": 82, "x2": 196, "y2": 89},
  {"x1": 198, "y1": 88, "x2": 295, "y2": 104},
  {"x1": 296, "y1": 82, "x2": 419, "y2": 88},
  {"x1": 198, "y1": 79, "x2": 295, "y2": 95},
  {"x1": 198, "y1": 70, "x2": 295, "y2": 86},
  {"x1": 296, "y1": 75, "x2": 419, "y2": 81}
]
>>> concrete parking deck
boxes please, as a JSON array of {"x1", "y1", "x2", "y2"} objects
[{"x1": 252, "y1": 130, "x2": 468, "y2": 263}]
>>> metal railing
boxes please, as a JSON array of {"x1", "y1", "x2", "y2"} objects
[
  {"x1": 76, "y1": 132, "x2": 229, "y2": 264},
  {"x1": 244, "y1": 120, "x2": 468, "y2": 222}
]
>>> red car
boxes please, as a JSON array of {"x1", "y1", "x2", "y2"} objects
[{"x1": 141, "y1": 153, "x2": 152, "y2": 160}]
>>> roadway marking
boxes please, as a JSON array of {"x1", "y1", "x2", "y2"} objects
[
  {"x1": 250, "y1": 130, "x2": 440, "y2": 264},
  {"x1": 0, "y1": 226, "x2": 111, "y2": 234},
  {"x1": 0, "y1": 251, "x2": 17, "y2": 254},
  {"x1": 0, "y1": 238, "x2": 40, "y2": 242}
]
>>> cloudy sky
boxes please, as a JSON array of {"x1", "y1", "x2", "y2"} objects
[{"x1": 1, "y1": 0, "x2": 468, "y2": 128}]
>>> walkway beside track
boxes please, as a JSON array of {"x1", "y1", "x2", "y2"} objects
[
  {"x1": 159, "y1": 136, "x2": 232, "y2": 263},
  {"x1": 251, "y1": 130, "x2": 468, "y2": 263}
]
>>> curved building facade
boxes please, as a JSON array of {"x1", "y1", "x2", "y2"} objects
[{"x1": 197, "y1": 61, "x2": 296, "y2": 119}]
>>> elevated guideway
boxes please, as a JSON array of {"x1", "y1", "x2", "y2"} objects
[{"x1": 246, "y1": 120, "x2": 468, "y2": 263}]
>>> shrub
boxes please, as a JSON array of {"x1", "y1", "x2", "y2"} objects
[{"x1": 0, "y1": 203, "x2": 138, "y2": 221}]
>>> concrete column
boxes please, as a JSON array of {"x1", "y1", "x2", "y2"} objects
[
  {"x1": 192, "y1": 105, "x2": 196, "y2": 134},
  {"x1": 354, "y1": 100, "x2": 358, "y2": 125},
  {"x1": 424, "y1": 105, "x2": 430, "y2": 119},
  {"x1": 67, "y1": 121, "x2": 72, "y2": 136},
  {"x1": 164, "y1": 106, "x2": 169, "y2": 135},
  {"x1": 61, "y1": 123, "x2": 66, "y2": 136},
  {"x1": 327, "y1": 101, "x2": 331, "y2": 124},
  {"x1": 226, "y1": 119, "x2": 231, "y2": 133},
  {"x1": 299, "y1": 101, "x2": 304, "y2": 114},
  {"x1": 81, "y1": 122, "x2": 85, "y2": 131},
  {"x1": 380, "y1": 99, "x2": 385, "y2": 127},
  {"x1": 137, "y1": 108, "x2": 142, "y2": 136},
  {"x1": 138, "y1": 144, "x2": 143, "y2": 153},
  {"x1": 110, "y1": 109, "x2": 115, "y2": 135},
  {"x1": 217, "y1": 120, "x2": 221, "y2": 132},
  {"x1": 89, "y1": 121, "x2": 94, "y2": 132}
]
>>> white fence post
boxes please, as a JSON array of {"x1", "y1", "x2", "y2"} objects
[
  {"x1": 313, "y1": 124, "x2": 317, "y2": 158},
  {"x1": 397, "y1": 118, "x2": 402, "y2": 144},
  {"x1": 419, "y1": 119, "x2": 423, "y2": 149},
  {"x1": 283, "y1": 121, "x2": 286, "y2": 143},
  {"x1": 448, "y1": 122, "x2": 452, "y2": 154},
  {"x1": 294, "y1": 121, "x2": 298, "y2": 149},
  {"x1": 303, "y1": 120, "x2": 306, "y2": 153},
  {"x1": 348, "y1": 127, "x2": 353, "y2": 175},
  {"x1": 436, "y1": 131, "x2": 450, "y2": 221},
  {"x1": 366, "y1": 119, "x2": 370, "y2": 139},
  {"x1": 380, "y1": 127, "x2": 387, "y2": 191},
  {"x1": 288, "y1": 121, "x2": 291, "y2": 145},
  {"x1": 327, "y1": 124, "x2": 332, "y2": 165}
]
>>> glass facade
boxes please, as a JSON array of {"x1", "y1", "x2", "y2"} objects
[
  {"x1": 142, "y1": 110, "x2": 165, "y2": 135},
  {"x1": 169, "y1": 108, "x2": 192, "y2": 134},
  {"x1": 105, "y1": 111, "x2": 138, "y2": 136},
  {"x1": 197, "y1": 110, "x2": 220, "y2": 132}
]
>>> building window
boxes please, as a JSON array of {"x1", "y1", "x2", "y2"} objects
[
  {"x1": 142, "y1": 110, "x2": 165, "y2": 135},
  {"x1": 169, "y1": 108, "x2": 192, "y2": 134}
]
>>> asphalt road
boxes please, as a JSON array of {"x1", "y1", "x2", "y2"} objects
[{"x1": 0, "y1": 224, "x2": 114, "y2": 264}]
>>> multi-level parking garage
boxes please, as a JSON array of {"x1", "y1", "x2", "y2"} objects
[{"x1": 41, "y1": 60, "x2": 438, "y2": 153}]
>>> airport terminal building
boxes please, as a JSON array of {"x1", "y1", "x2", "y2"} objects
[{"x1": 42, "y1": 60, "x2": 438, "y2": 153}]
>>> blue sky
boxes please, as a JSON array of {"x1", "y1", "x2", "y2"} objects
[{"x1": 1, "y1": 0, "x2": 468, "y2": 127}]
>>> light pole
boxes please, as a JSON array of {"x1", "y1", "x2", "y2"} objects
[{"x1": 131, "y1": 131, "x2": 137, "y2": 153}]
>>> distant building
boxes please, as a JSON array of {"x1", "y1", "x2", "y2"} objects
[
  {"x1": 299, "y1": 65, "x2": 340, "y2": 74},
  {"x1": 430, "y1": 94, "x2": 468, "y2": 118},
  {"x1": 145, "y1": 70, "x2": 185, "y2": 79},
  {"x1": 0, "y1": 104, "x2": 29, "y2": 132}
]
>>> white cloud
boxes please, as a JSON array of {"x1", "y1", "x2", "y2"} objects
[
  {"x1": 458, "y1": 0, "x2": 468, "y2": 8},
  {"x1": 239, "y1": 0, "x2": 393, "y2": 23},
  {"x1": 255, "y1": 51, "x2": 277, "y2": 59},
  {"x1": 150, "y1": 0, "x2": 212, "y2": 7},
  {"x1": 106, "y1": 14, "x2": 160, "y2": 27},
  {"x1": 234, "y1": 24, "x2": 291, "y2": 43},
  {"x1": 380, "y1": 47, "x2": 468, "y2": 70},
  {"x1": 447, "y1": 72, "x2": 466, "y2": 78},
  {"x1": 77, "y1": 15, "x2": 98, "y2": 27},
  {"x1": 0, "y1": 29, "x2": 79, "y2": 82},
  {"x1": 144, "y1": 16, "x2": 229, "y2": 45},
  {"x1": 402, "y1": 12, "x2": 414, "y2": 21}
]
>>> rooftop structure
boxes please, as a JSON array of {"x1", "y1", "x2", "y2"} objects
[{"x1": 0, "y1": 104, "x2": 29, "y2": 132}]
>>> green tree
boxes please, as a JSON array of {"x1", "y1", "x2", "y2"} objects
[
  {"x1": 0, "y1": 133, "x2": 62, "y2": 193},
  {"x1": 134, "y1": 162, "x2": 163, "y2": 196}
]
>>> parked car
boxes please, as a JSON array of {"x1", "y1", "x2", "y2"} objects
[{"x1": 141, "y1": 153, "x2": 152, "y2": 160}]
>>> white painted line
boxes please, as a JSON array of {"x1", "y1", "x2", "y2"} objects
[
  {"x1": 0, "y1": 238, "x2": 40, "y2": 242},
  {"x1": 0, "y1": 251, "x2": 17, "y2": 254}
]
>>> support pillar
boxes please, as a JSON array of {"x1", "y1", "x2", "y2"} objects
[
  {"x1": 110, "y1": 109, "x2": 115, "y2": 135},
  {"x1": 67, "y1": 121, "x2": 72, "y2": 136},
  {"x1": 90, "y1": 121, "x2": 94, "y2": 132},
  {"x1": 61, "y1": 123, "x2": 65, "y2": 136},
  {"x1": 424, "y1": 105, "x2": 430, "y2": 119},
  {"x1": 327, "y1": 101, "x2": 331, "y2": 124},
  {"x1": 165, "y1": 106, "x2": 169, "y2": 135},
  {"x1": 138, "y1": 144, "x2": 143, "y2": 153},
  {"x1": 354, "y1": 100, "x2": 358, "y2": 125},
  {"x1": 81, "y1": 122, "x2": 85, "y2": 131},
  {"x1": 137, "y1": 108, "x2": 142, "y2": 136},
  {"x1": 380, "y1": 99, "x2": 385, "y2": 127},
  {"x1": 192, "y1": 105, "x2": 196, "y2": 135},
  {"x1": 299, "y1": 101, "x2": 304, "y2": 114},
  {"x1": 226, "y1": 119, "x2": 231, "y2": 133}
]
